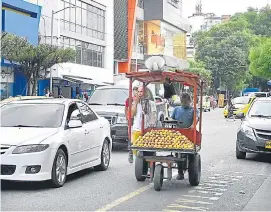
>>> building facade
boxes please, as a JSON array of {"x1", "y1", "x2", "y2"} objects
[
  {"x1": 114, "y1": 0, "x2": 190, "y2": 77},
  {"x1": 1, "y1": 0, "x2": 41, "y2": 99},
  {"x1": 27, "y1": 0, "x2": 114, "y2": 98}
]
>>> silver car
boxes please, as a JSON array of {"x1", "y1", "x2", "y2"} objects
[{"x1": 236, "y1": 97, "x2": 271, "y2": 159}]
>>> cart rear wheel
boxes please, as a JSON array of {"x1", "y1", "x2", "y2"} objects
[
  {"x1": 135, "y1": 156, "x2": 148, "y2": 181},
  {"x1": 188, "y1": 153, "x2": 201, "y2": 186},
  {"x1": 154, "y1": 164, "x2": 164, "y2": 191}
]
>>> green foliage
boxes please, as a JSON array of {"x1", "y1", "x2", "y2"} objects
[
  {"x1": 231, "y1": 5, "x2": 271, "y2": 37},
  {"x1": 191, "y1": 5, "x2": 271, "y2": 94},
  {"x1": 249, "y1": 38, "x2": 271, "y2": 79},
  {"x1": 1, "y1": 33, "x2": 76, "y2": 96},
  {"x1": 187, "y1": 60, "x2": 212, "y2": 85},
  {"x1": 193, "y1": 19, "x2": 253, "y2": 93}
]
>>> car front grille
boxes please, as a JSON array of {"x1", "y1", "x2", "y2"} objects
[
  {"x1": 1, "y1": 165, "x2": 16, "y2": 175},
  {"x1": 103, "y1": 116, "x2": 117, "y2": 125},
  {"x1": 0, "y1": 145, "x2": 11, "y2": 155},
  {"x1": 255, "y1": 129, "x2": 271, "y2": 140}
]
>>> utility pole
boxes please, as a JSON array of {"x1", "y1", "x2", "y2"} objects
[{"x1": 49, "y1": 5, "x2": 76, "y2": 93}]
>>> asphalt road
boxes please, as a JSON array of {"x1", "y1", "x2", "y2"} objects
[{"x1": 1, "y1": 109, "x2": 271, "y2": 211}]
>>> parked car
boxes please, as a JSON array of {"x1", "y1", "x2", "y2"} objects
[
  {"x1": 236, "y1": 97, "x2": 271, "y2": 159},
  {"x1": 88, "y1": 85, "x2": 166, "y2": 146},
  {"x1": 198, "y1": 96, "x2": 211, "y2": 112},
  {"x1": 0, "y1": 96, "x2": 52, "y2": 107},
  {"x1": 248, "y1": 92, "x2": 270, "y2": 98},
  {"x1": 0, "y1": 98, "x2": 112, "y2": 187},
  {"x1": 223, "y1": 96, "x2": 254, "y2": 118}
]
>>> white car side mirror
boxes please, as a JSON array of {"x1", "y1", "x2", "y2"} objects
[
  {"x1": 70, "y1": 109, "x2": 81, "y2": 120},
  {"x1": 68, "y1": 120, "x2": 82, "y2": 128}
]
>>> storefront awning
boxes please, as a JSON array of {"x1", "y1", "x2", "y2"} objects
[{"x1": 63, "y1": 75, "x2": 109, "y2": 86}]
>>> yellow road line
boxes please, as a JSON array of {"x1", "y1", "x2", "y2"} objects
[
  {"x1": 95, "y1": 184, "x2": 152, "y2": 211},
  {"x1": 95, "y1": 170, "x2": 178, "y2": 211}
]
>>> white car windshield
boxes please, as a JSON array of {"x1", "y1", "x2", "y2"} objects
[
  {"x1": 89, "y1": 88, "x2": 128, "y2": 106},
  {"x1": 249, "y1": 101, "x2": 271, "y2": 118},
  {"x1": 232, "y1": 97, "x2": 250, "y2": 105},
  {"x1": 0, "y1": 103, "x2": 65, "y2": 128}
]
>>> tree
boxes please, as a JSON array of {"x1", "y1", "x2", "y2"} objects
[
  {"x1": 2, "y1": 33, "x2": 75, "y2": 96},
  {"x1": 192, "y1": 18, "x2": 254, "y2": 93},
  {"x1": 1, "y1": 33, "x2": 28, "y2": 61},
  {"x1": 231, "y1": 5, "x2": 271, "y2": 37},
  {"x1": 187, "y1": 60, "x2": 212, "y2": 85},
  {"x1": 249, "y1": 38, "x2": 271, "y2": 79}
]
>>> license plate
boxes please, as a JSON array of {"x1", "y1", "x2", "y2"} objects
[
  {"x1": 265, "y1": 141, "x2": 271, "y2": 149},
  {"x1": 165, "y1": 124, "x2": 173, "y2": 128}
]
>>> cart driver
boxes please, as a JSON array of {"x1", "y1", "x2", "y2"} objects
[
  {"x1": 129, "y1": 86, "x2": 156, "y2": 163},
  {"x1": 171, "y1": 92, "x2": 200, "y2": 180}
]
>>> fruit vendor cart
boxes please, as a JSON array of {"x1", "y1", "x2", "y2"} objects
[{"x1": 126, "y1": 70, "x2": 204, "y2": 191}]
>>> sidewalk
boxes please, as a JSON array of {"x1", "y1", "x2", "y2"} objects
[{"x1": 243, "y1": 176, "x2": 271, "y2": 211}]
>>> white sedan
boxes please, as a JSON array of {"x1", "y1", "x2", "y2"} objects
[{"x1": 0, "y1": 98, "x2": 112, "y2": 187}]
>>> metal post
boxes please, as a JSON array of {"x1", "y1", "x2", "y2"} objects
[
  {"x1": 6, "y1": 72, "x2": 8, "y2": 98},
  {"x1": 135, "y1": 34, "x2": 139, "y2": 72},
  {"x1": 50, "y1": 10, "x2": 54, "y2": 93}
]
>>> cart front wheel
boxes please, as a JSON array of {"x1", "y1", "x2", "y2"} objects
[
  {"x1": 135, "y1": 156, "x2": 148, "y2": 181},
  {"x1": 188, "y1": 153, "x2": 201, "y2": 186},
  {"x1": 154, "y1": 164, "x2": 164, "y2": 191}
]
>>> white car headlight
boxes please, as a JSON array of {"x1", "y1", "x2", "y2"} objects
[
  {"x1": 117, "y1": 116, "x2": 127, "y2": 124},
  {"x1": 241, "y1": 124, "x2": 255, "y2": 139},
  {"x1": 12, "y1": 144, "x2": 49, "y2": 154}
]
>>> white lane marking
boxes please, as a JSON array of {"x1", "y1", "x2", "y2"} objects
[
  {"x1": 176, "y1": 198, "x2": 214, "y2": 205},
  {"x1": 167, "y1": 204, "x2": 208, "y2": 211},
  {"x1": 182, "y1": 195, "x2": 220, "y2": 201}
]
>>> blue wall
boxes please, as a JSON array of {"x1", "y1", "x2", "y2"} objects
[
  {"x1": 2, "y1": 0, "x2": 41, "y2": 45},
  {"x1": 1, "y1": 0, "x2": 41, "y2": 97}
]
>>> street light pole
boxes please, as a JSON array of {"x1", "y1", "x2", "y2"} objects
[
  {"x1": 49, "y1": 5, "x2": 76, "y2": 93},
  {"x1": 50, "y1": 10, "x2": 54, "y2": 93}
]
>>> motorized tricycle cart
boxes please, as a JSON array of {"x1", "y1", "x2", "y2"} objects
[{"x1": 126, "y1": 70, "x2": 204, "y2": 191}]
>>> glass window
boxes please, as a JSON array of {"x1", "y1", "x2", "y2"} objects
[
  {"x1": 76, "y1": 0, "x2": 81, "y2": 7},
  {"x1": 82, "y1": 26, "x2": 87, "y2": 35},
  {"x1": 249, "y1": 101, "x2": 271, "y2": 117},
  {"x1": 89, "y1": 89, "x2": 128, "y2": 106},
  {"x1": 70, "y1": 23, "x2": 75, "y2": 32},
  {"x1": 76, "y1": 45, "x2": 82, "y2": 64},
  {"x1": 60, "y1": 36, "x2": 104, "y2": 68},
  {"x1": 70, "y1": 6, "x2": 76, "y2": 24},
  {"x1": 82, "y1": 1, "x2": 87, "y2": 9},
  {"x1": 76, "y1": 7, "x2": 82, "y2": 26},
  {"x1": 77, "y1": 102, "x2": 98, "y2": 122},
  {"x1": 70, "y1": 38, "x2": 75, "y2": 47},
  {"x1": 92, "y1": 51, "x2": 98, "y2": 67},
  {"x1": 82, "y1": 8, "x2": 87, "y2": 27},
  {"x1": 64, "y1": 2, "x2": 70, "y2": 28},
  {"x1": 0, "y1": 104, "x2": 65, "y2": 128}
]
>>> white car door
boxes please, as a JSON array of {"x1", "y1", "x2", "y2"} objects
[
  {"x1": 77, "y1": 102, "x2": 103, "y2": 162},
  {"x1": 64, "y1": 104, "x2": 86, "y2": 169}
]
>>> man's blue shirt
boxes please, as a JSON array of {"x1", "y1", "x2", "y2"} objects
[{"x1": 171, "y1": 106, "x2": 199, "y2": 128}]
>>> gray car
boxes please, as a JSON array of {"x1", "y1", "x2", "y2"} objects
[
  {"x1": 88, "y1": 85, "x2": 166, "y2": 147},
  {"x1": 236, "y1": 97, "x2": 271, "y2": 159}
]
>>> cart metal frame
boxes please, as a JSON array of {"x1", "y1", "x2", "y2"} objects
[{"x1": 126, "y1": 70, "x2": 205, "y2": 191}]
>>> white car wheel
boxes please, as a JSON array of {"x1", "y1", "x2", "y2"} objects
[
  {"x1": 94, "y1": 140, "x2": 110, "y2": 171},
  {"x1": 51, "y1": 149, "x2": 67, "y2": 188}
]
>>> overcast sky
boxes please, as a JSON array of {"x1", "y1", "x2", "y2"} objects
[{"x1": 182, "y1": 0, "x2": 270, "y2": 18}]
